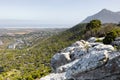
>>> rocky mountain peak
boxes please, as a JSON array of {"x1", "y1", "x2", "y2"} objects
[{"x1": 100, "y1": 9, "x2": 110, "y2": 12}]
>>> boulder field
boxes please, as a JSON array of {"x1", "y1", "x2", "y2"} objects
[{"x1": 40, "y1": 38, "x2": 120, "y2": 80}]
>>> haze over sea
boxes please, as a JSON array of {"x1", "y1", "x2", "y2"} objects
[{"x1": 0, "y1": 0, "x2": 120, "y2": 28}]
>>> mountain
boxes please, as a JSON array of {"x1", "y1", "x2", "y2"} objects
[
  {"x1": 117, "y1": 11, "x2": 120, "y2": 15},
  {"x1": 82, "y1": 9, "x2": 120, "y2": 23}
]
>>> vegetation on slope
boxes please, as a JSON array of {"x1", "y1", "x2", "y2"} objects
[{"x1": 0, "y1": 20, "x2": 120, "y2": 80}]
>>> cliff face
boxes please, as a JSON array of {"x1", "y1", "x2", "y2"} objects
[{"x1": 40, "y1": 37, "x2": 120, "y2": 80}]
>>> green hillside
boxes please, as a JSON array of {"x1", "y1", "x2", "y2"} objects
[{"x1": 0, "y1": 20, "x2": 120, "y2": 80}]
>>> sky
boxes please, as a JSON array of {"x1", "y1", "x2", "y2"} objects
[{"x1": 0, "y1": 0, "x2": 120, "y2": 26}]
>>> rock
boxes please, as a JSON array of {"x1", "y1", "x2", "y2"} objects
[
  {"x1": 73, "y1": 52, "x2": 120, "y2": 80},
  {"x1": 72, "y1": 48, "x2": 87, "y2": 59},
  {"x1": 72, "y1": 40, "x2": 89, "y2": 48},
  {"x1": 112, "y1": 37, "x2": 120, "y2": 46},
  {"x1": 51, "y1": 40, "x2": 90, "y2": 71},
  {"x1": 40, "y1": 38, "x2": 120, "y2": 80},
  {"x1": 65, "y1": 50, "x2": 108, "y2": 79},
  {"x1": 51, "y1": 52, "x2": 71, "y2": 71},
  {"x1": 62, "y1": 46, "x2": 75, "y2": 53},
  {"x1": 88, "y1": 37, "x2": 104, "y2": 42},
  {"x1": 40, "y1": 72, "x2": 66, "y2": 80},
  {"x1": 56, "y1": 59, "x2": 79, "y2": 73},
  {"x1": 88, "y1": 37, "x2": 97, "y2": 42},
  {"x1": 112, "y1": 41, "x2": 120, "y2": 46},
  {"x1": 89, "y1": 43, "x2": 115, "y2": 52},
  {"x1": 115, "y1": 37, "x2": 120, "y2": 41}
]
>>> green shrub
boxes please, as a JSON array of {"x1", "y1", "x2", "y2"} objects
[
  {"x1": 25, "y1": 75, "x2": 34, "y2": 80},
  {"x1": 103, "y1": 31, "x2": 117, "y2": 44},
  {"x1": 86, "y1": 19, "x2": 101, "y2": 30},
  {"x1": 31, "y1": 72, "x2": 40, "y2": 79}
]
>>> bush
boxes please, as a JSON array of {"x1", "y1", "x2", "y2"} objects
[
  {"x1": 86, "y1": 19, "x2": 101, "y2": 30},
  {"x1": 31, "y1": 72, "x2": 40, "y2": 79},
  {"x1": 103, "y1": 31, "x2": 117, "y2": 44},
  {"x1": 23, "y1": 75, "x2": 34, "y2": 80}
]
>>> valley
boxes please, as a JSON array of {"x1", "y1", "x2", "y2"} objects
[
  {"x1": 0, "y1": 20, "x2": 119, "y2": 80},
  {"x1": 0, "y1": 0, "x2": 120, "y2": 80},
  {"x1": 0, "y1": 28, "x2": 66, "y2": 49}
]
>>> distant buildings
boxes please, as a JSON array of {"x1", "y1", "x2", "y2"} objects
[
  {"x1": 8, "y1": 39, "x2": 24, "y2": 49},
  {"x1": 8, "y1": 43, "x2": 17, "y2": 49},
  {"x1": 0, "y1": 40, "x2": 3, "y2": 45}
]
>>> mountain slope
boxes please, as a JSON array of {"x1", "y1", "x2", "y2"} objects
[
  {"x1": 0, "y1": 22, "x2": 120, "y2": 80},
  {"x1": 82, "y1": 9, "x2": 120, "y2": 23}
]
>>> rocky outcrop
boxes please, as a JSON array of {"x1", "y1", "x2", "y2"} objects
[
  {"x1": 112, "y1": 37, "x2": 120, "y2": 46},
  {"x1": 40, "y1": 39, "x2": 120, "y2": 80},
  {"x1": 65, "y1": 50, "x2": 108, "y2": 79}
]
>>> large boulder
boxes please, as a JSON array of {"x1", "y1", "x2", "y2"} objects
[
  {"x1": 51, "y1": 40, "x2": 90, "y2": 71},
  {"x1": 72, "y1": 52, "x2": 120, "y2": 80},
  {"x1": 40, "y1": 39, "x2": 120, "y2": 80},
  {"x1": 65, "y1": 50, "x2": 108, "y2": 79}
]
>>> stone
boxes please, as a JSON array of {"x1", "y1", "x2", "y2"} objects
[
  {"x1": 88, "y1": 37, "x2": 104, "y2": 42},
  {"x1": 56, "y1": 59, "x2": 79, "y2": 73},
  {"x1": 73, "y1": 52, "x2": 120, "y2": 80},
  {"x1": 40, "y1": 38, "x2": 120, "y2": 80},
  {"x1": 62, "y1": 47, "x2": 75, "y2": 53},
  {"x1": 112, "y1": 41, "x2": 120, "y2": 46},
  {"x1": 112, "y1": 37, "x2": 120, "y2": 47},
  {"x1": 89, "y1": 43, "x2": 115, "y2": 52},
  {"x1": 40, "y1": 72, "x2": 66, "y2": 80},
  {"x1": 51, "y1": 52, "x2": 71, "y2": 71},
  {"x1": 65, "y1": 50, "x2": 108, "y2": 79},
  {"x1": 115, "y1": 37, "x2": 120, "y2": 41},
  {"x1": 71, "y1": 48, "x2": 88, "y2": 59},
  {"x1": 88, "y1": 37, "x2": 97, "y2": 42}
]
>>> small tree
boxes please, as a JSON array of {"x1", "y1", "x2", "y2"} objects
[
  {"x1": 103, "y1": 31, "x2": 117, "y2": 44},
  {"x1": 86, "y1": 19, "x2": 101, "y2": 30}
]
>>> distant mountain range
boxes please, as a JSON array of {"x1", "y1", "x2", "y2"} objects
[{"x1": 82, "y1": 9, "x2": 120, "y2": 23}]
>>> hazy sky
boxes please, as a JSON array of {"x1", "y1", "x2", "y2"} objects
[{"x1": 0, "y1": 0, "x2": 120, "y2": 25}]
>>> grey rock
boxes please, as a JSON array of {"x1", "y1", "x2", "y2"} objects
[
  {"x1": 40, "y1": 72, "x2": 66, "y2": 80},
  {"x1": 40, "y1": 38, "x2": 120, "y2": 80},
  {"x1": 115, "y1": 37, "x2": 120, "y2": 41},
  {"x1": 74, "y1": 52, "x2": 120, "y2": 80},
  {"x1": 65, "y1": 50, "x2": 108, "y2": 79},
  {"x1": 51, "y1": 52, "x2": 71, "y2": 71},
  {"x1": 112, "y1": 37, "x2": 120, "y2": 46},
  {"x1": 88, "y1": 37, "x2": 104, "y2": 42}
]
